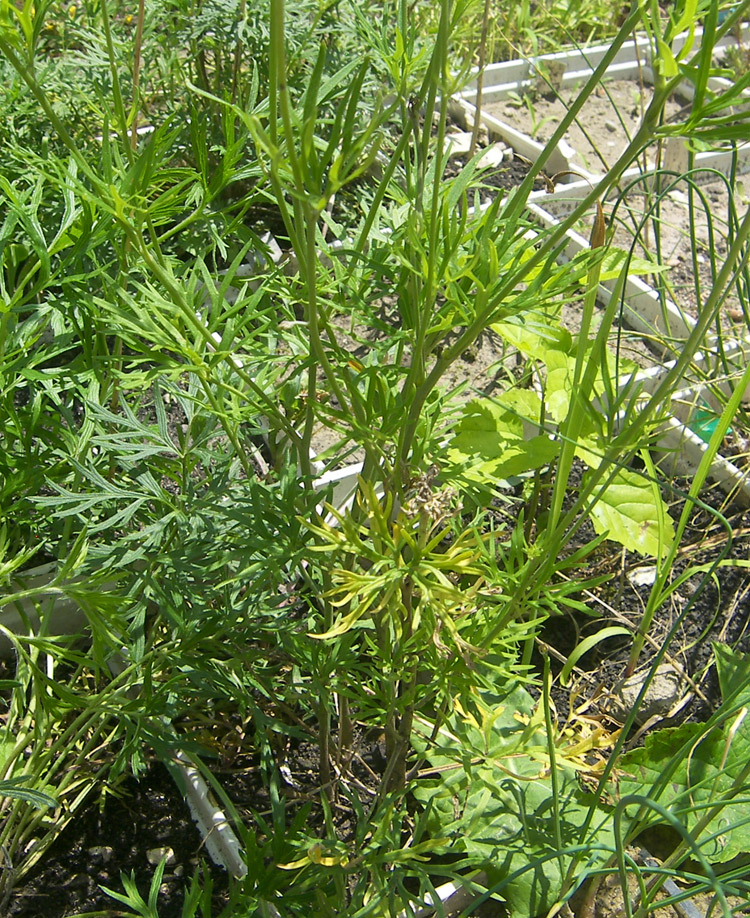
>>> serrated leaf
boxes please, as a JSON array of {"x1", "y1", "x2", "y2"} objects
[{"x1": 587, "y1": 468, "x2": 674, "y2": 557}]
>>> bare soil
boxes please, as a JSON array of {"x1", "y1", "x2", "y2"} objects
[
  {"x1": 484, "y1": 80, "x2": 686, "y2": 176},
  {"x1": 6, "y1": 762, "x2": 231, "y2": 917}
]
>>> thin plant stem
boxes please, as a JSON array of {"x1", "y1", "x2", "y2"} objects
[
  {"x1": 626, "y1": 353, "x2": 750, "y2": 674},
  {"x1": 469, "y1": 0, "x2": 491, "y2": 158},
  {"x1": 130, "y1": 0, "x2": 147, "y2": 150}
]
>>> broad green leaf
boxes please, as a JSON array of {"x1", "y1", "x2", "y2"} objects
[
  {"x1": 493, "y1": 317, "x2": 634, "y2": 429},
  {"x1": 445, "y1": 395, "x2": 559, "y2": 483},
  {"x1": 574, "y1": 433, "x2": 605, "y2": 470},
  {"x1": 414, "y1": 684, "x2": 620, "y2": 918},
  {"x1": 493, "y1": 318, "x2": 572, "y2": 365},
  {"x1": 586, "y1": 468, "x2": 674, "y2": 557},
  {"x1": 618, "y1": 713, "x2": 750, "y2": 863},
  {"x1": 544, "y1": 343, "x2": 574, "y2": 423}
]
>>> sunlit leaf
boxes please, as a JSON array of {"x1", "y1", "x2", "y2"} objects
[{"x1": 586, "y1": 468, "x2": 674, "y2": 557}]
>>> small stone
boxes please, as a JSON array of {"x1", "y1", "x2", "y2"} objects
[
  {"x1": 614, "y1": 664, "x2": 690, "y2": 724},
  {"x1": 88, "y1": 846, "x2": 114, "y2": 863},
  {"x1": 477, "y1": 143, "x2": 508, "y2": 169},
  {"x1": 667, "y1": 189, "x2": 689, "y2": 206},
  {"x1": 627, "y1": 566, "x2": 657, "y2": 587},
  {"x1": 147, "y1": 846, "x2": 176, "y2": 866},
  {"x1": 604, "y1": 119, "x2": 618, "y2": 133},
  {"x1": 443, "y1": 130, "x2": 474, "y2": 157},
  {"x1": 727, "y1": 306, "x2": 745, "y2": 322}
]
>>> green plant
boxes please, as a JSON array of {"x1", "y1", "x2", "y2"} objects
[
  {"x1": 0, "y1": 548, "x2": 133, "y2": 903},
  {"x1": 505, "y1": 89, "x2": 557, "y2": 139},
  {"x1": 71, "y1": 857, "x2": 218, "y2": 918},
  {"x1": 416, "y1": 0, "x2": 629, "y2": 63},
  {"x1": 235, "y1": 0, "x2": 681, "y2": 814},
  {"x1": 411, "y1": 642, "x2": 750, "y2": 918},
  {"x1": 2, "y1": 0, "x2": 750, "y2": 914}
]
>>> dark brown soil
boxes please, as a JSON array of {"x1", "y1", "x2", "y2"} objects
[
  {"x1": 535, "y1": 474, "x2": 750, "y2": 732},
  {"x1": 445, "y1": 151, "x2": 550, "y2": 192},
  {"x1": 6, "y1": 764, "x2": 231, "y2": 918}
]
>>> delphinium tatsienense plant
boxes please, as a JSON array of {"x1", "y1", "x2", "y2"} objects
[
  {"x1": 237, "y1": 0, "x2": 682, "y2": 806},
  {"x1": 4, "y1": 0, "x2": 750, "y2": 911},
  {"x1": 222, "y1": 0, "x2": 750, "y2": 893}
]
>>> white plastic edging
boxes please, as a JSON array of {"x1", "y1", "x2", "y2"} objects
[
  {"x1": 459, "y1": 36, "x2": 653, "y2": 94},
  {"x1": 312, "y1": 460, "x2": 364, "y2": 513},
  {"x1": 524, "y1": 199, "x2": 750, "y2": 502},
  {"x1": 167, "y1": 750, "x2": 248, "y2": 879},
  {"x1": 449, "y1": 96, "x2": 570, "y2": 174},
  {"x1": 458, "y1": 27, "x2": 750, "y2": 186},
  {"x1": 525, "y1": 199, "x2": 696, "y2": 344},
  {"x1": 658, "y1": 414, "x2": 750, "y2": 503},
  {"x1": 396, "y1": 872, "x2": 489, "y2": 918}
]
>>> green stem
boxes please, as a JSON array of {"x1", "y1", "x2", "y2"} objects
[
  {"x1": 548, "y1": 202, "x2": 606, "y2": 535},
  {"x1": 626, "y1": 350, "x2": 750, "y2": 675},
  {"x1": 130, "y1": 0, "x2": 147, "y2": 150},
  {"x1": 469, "y1": 0, "x2": 491, "y2": 158},
  {"x1": 100, "y1": 0, "x2": 134, "y2": 166}
]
